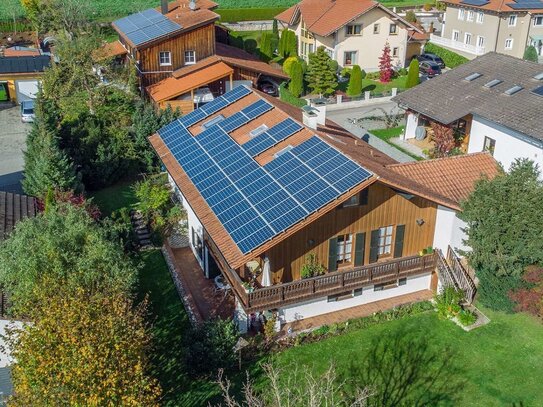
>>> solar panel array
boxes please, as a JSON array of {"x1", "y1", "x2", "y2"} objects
[
  {"x1": 460, "y1": 0, "x2": 490, "y2": 6},
  {"x1": 507, "y1": 0, "x2": 543, "y2": 8},
  {"x1": 158, "y1": 89, "x2": 372, "y2": 254},
  {"x1": 243, "y1": 118, "x2": 304, "y2": 157},
  {"x1": 114, "y1": 9, "x2": 182, "y2": 46}
]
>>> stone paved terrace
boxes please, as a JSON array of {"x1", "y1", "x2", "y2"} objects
[{"x1": 281, "y1": 289, "x2": 434, "y2": 335}]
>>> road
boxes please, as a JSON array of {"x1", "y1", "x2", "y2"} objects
[{"x1": 0, "y1": 104, "x2": 29, "y2": 194}]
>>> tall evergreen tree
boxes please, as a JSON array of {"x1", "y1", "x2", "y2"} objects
[
  {"x1": 346, "y1": 65, "x2": 363, "y2": 96},
  {"x1": 289, "y1": 60, "x2": 304, "y2": 97},
  {"x1": 379, "y1": 42, "x2": 393, "y2": 83},
  {"x1": 279, "y1": 30, "x2": 298, "y2": 58},
  {"x1": 305, "y1": 46, "x2": 338, "y2": 96},
  {"x1": 259, "y1": 32, "x2": 274, "y2": 61},
  {"x1": 272, "y1": 19, "x2": 279, "y2": 37},
  {"x1": 406, "y1": 58, "x2": 420, "y2": 88},
  {"x1": 523, "y1": 45, "x2": 538, "y2": 62}
]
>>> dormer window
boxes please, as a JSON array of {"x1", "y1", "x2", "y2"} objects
[{"x1": 159, "y1": 51, "x2": 172, "y2": 66}]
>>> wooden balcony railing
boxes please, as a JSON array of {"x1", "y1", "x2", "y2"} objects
[{"x1": 243, "y1": 254, "x2": 436, "y2": 312}]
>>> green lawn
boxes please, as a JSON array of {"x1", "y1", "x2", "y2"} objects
[
  {"x1": 90, "y1": 181, "x2": 139, "y2": 216},
  {"x1": 370, "y1": 126, "x2": 423, "y2": 161},
  {"x1": 271, "y1": 309, "x2": 543, "y2": 406}
]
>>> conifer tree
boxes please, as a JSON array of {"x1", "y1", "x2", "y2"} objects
[
  {"x1": 346, "y1": 65, "x2": 363, "y2": 96},
  {"x1": 259, "y1": 32, "x2": 274, "y2": 61},
  {"x1": 305, "y1": 46, "x2": 338, "y2": 96},
  {"x1": 523, "y1": 45, "x2": 538, "y2": 62},
  {"x1": 406, "y1": 58, "x2": 420, "y2": 88},
  {"x1": 289, "y1": 60, "x2": 304, "y2": 97}
]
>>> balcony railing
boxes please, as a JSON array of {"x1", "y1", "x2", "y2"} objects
[
  {"x1": 430, "y1": 34, "x2": 486, "y2": 56},
  {"x1": 242, "y1": 254, "x2": 436, "y2": 312}
]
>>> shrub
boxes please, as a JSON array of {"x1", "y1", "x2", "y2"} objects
[
  {"x1": 406, "y1": 58, "x2": 420, "y2": 88},
  {"x1": 523, "y1": 45, "x2": 539, "y2": 62},
  {"x1": 288, "y1": 60, "x2": 304, "y2": 97},
  {"x1": 259, "y1": 32, "x2": 274, "y2": 61},
  {"x1": 424, "y1": 42, "x2": 469, "y2": 68},
  {"x1": 279, "y1": 29, "x2": 297, "y2": 58},
  {"x1": 184, "y1": 319, "x2": 239, "y2": 377},
  {"x1": 312, "y1": 325, "x2": 330, "y2": 336},
  {"x1": 397, "y1": 67, "x2": 408, "y2": 76},
  {"x1": 434, "y1": 286, "x2": 464, "y2": 319},
  {"x1": 328, "y1": 59, "x2": 339, "y2": 72},
  {"x1": 510, "y1": 266, "x2": 543, "y2": 319},
  {"x1": 264, "y1": 316, "x2": 277, "y2": 342},
  {"x1": 300, "y1": 253, "x2": 326, "y2": 279},
  {"x1": 243, "y1": 38, "x2": 258, "y2": 54},
  {"x1": 366, "y1": 71, "x2": 381, "y2": 80},
  {"x1": 360, "y1": 69, "x2": 367, "y2": 79},
  {"x1": 340, "y1": 67, "x2": 352, "y2": 78},
  {"x1": 405, "y1": 10, "x2": 417, "y2": 22},
  {"x1": 279, "y1": 82, "x2": 307, "y2": 107},
  {"x1": 457, "y1": 309, "x2": 478, "y2": 326},
  {"x1": 379, "y1": 42, "x2": 393, "y2": 83},
  {"x1": 423, "y1": 2, "x2": 433, "y2": 10},
  {"x1": 283, "y1": 56, "x2": 299, "y2": 76},
  {"x1": 347, "y1": 64, "x2": 363, "y2": 96}
]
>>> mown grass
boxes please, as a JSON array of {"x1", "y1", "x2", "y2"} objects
[{"x1": 90, "y1": 181, "x2": 139, "y2": 217}]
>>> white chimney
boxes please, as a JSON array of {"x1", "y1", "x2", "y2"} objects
[
  {"x1": 302, "y1": 105, "x2": 319, "y2": 130},
  {"x1": 310, "y1": 98, "x2": 327, "y2": 126}
]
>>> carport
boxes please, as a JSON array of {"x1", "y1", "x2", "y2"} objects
[{"x1": 0, "y1": 55, "x2": 51, "y2": 104}]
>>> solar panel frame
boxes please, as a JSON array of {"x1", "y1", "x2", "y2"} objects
[{"x1": 113, "y1": 9, "x2": 182, "y2": 46}]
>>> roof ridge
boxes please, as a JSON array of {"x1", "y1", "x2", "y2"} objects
[{"x1": 386, "y1": 151, "x2": 494, "y2": 168}]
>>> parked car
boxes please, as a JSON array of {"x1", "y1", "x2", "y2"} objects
[
  {"x1": 257, "y1": 78, "x2": 279, "y2": 96},
  {"x1": 419, "y1": 61, "x2": 442, "y2": 78},
  {"x1": 417, "y1": 53, "x2": 445, "y2": 69},
  {"x1": 20, "y1": 100, "x2": 35, "y2": 123}
]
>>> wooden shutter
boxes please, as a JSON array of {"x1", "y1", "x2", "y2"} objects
[
  {"x1": 328, "y1": 237, "x2": 338, "y2": 272},
  {"x1": 369, "y1": 229, "x2": 380, "y2": 263},
  {"x1": 354, "y1": 232, "x2": 366, "y2": 266},
  {"x1": 394, "y1": 225, "x2": 406, "y2": 258},
  {"x1": 359, "y1": 189, "x2": 369, "y2": 206}
]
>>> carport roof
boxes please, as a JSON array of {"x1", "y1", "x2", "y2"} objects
[{"x1": 0, "y1": 56, "x2": 51, "y2": 75}]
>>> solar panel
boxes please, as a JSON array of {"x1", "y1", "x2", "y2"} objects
[
  {"x1": 507, "y1": 0, "x2": 543, "y2": 8},
  {"x1": 241, "y1": 99, "x2": 273, "y2": 119},
  {"x1": 460, "y1": 0, "x2": 489, "y2": 5},
  {"x1": 531, "y1": 85, "x2": 543, "y2": 96},
  {"x1": 242, "y1": 118, "x2": 304, "y2": 157},
  {"x1": 113, "y1": 9, "x2": 182, "y2": 46}
]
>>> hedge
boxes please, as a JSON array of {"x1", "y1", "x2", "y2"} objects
[
  {"x1": 216, "y1": 7, "x2": 288, "y2": 22},
  {"x1": 424, "y1": 42, "x2": 469, "y2": 68},
  {"x1": 279, "y1": 83, "x2": 307, "y2": 108}
]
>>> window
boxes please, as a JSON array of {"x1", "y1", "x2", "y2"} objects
[
  {"x1": 344, "y1": 51, "x2": 357, "y2": 65},
  {"x1": 508, "y1": 15, "x2": 517, "y2": 26},
  {"x1": 202, "y1": 115, "x2": 225, "y2": 129},
  {"x1": 467, "y1": 10, "x2": 474, "y2": 21},
  {"x1": 392, "y1": 47, "x2": 399, "y2": 57},
  {"x1": 458, "y1": 8, "x2": 465, "y2": 20},
  {"x1": 250, "y1": 124, "x2": 268, "y2": 137},
  {"x1": 159, "y1": 51, "x2": 171, "y2": 66},
  {"x1": 346, "y1": 24, "x2": 362, "y2": 35},
  {"x1": 398, "y1": 277, "x2": 407, "y2": 286},
  {"x1": 336, "y1": 234, "x2": 353, "y2": 265},
  {"x1": 373, "y1": 23, "x2": 380, "y2": 34},
  {"x1": 477, "y1": 11, "x2": 484, "y2": 23},
  {"x1": 343, "y1": 194, "x2": 359, "y2": 207},
  {"x1": 274, "y1": 145, "x2": 293, "y2": 158},
  {"x1": 353, "y1": 288, "x2": 363, "y2": 297},
  {"x1": 464, "y1": 32, "x2": 472, "y2": 45},
  {"x1": 483, "y1": 136, "x2": 496, "y2": 155},
  {"x1": 378, "y1": 226, "x2": 393, "y2": 256},
  {"x1": 477, "y1": 36, "x2": 485, "y2": 48},
  {"x1": 534, "y1": 16, "x2": 543, "y2": 26},
  {"x1": 184, "y1": 50, "x2": 196, "y2": 65},
  {"x1": 505, "y1": 38, "x2": 513, "y2": 49},
  {"x1": 452, "y1": 30, "x2": 460, "y2": 42},
  {"x1": 389, "y1": 23, "x2": 398, "y2": 35}
]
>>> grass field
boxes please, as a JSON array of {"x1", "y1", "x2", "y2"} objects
[{"x1": 90, "y1": 181, "x2": 139, "y2": 217}]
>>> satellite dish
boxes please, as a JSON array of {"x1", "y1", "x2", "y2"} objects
[{"x1": 189, "y1": 0, "x2": 197, "y2": 10}]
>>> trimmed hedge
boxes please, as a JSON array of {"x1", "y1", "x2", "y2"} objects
[
  {"x1": 217, "y1": 7, "x2": 288, "y2": 22},
  {"x1": 279, "y1": 83, "x2": 307, "y2": 108},
  {"x1": 424, "y1": 42, "x2": 469, "y2": 68}
]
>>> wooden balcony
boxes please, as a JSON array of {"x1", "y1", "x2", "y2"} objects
[{"x1": 225, "y1": 255, "x2": 436, "y2": 313}]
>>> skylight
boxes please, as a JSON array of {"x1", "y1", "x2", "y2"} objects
[
  {"x1": 201, "y1": 114, "x2": 225, "y2": 129},
  {"x1": 484, "y1": 79, "x2": 503, "y2": 88},
  {"x1": 465, "y1": 72, "x2": 483, "y2": 81},
  {"x1": 504, "y1": 85, "x2": 523, "y2": 95},
  {"x1": 274, "y1": 145, "x2": 294, "y2": 158},
  {"x1": 531, "y1": 85, "x2": 543, "y2": 97},
  {"x1": 250, "y1": 124, "x2": 269, "y2": 138},
  {"x1": 534, "y1": 72, "x2": 543, "y2": 80}
]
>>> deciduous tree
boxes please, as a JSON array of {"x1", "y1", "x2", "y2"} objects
[
  {"x1": 379, "y1": 42, "x2": 393, "y2": 83},
  {"x1": 430, "y1": 122, "x2": 455, "y2": 157},
  {"x1": 305, "y1": 46, "x2": 338, "y2": 96}
]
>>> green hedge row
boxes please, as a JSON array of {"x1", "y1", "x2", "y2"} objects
[
  {"x1": 279, "y1": 83, "x2": 308, "y2": 108},
  {"x1": 424, "y1": 42, "x2": 469, "y2": 68},
  {"x1": 217, "y1": 8, "x2": 287, "y2": 22}
]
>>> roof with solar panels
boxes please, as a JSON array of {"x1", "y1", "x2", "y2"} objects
[
  {"x1": 393, "y1": 52, "x2": 543, "y2": 143},
  {"x1": 149, "y1": 86, "x2": 375, "y2": 268},
  {"x1": 442, "y1": 0, "x2": 543, "y2": 12}
]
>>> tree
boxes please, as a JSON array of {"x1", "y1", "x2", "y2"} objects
[
  {"x1": 288, "y1": 60, "x2": 304, "y2": 97},
  {"x1": 346, "y1": 65, "x2": 363, "y2": 96},
  {"x1": 459, "y1": 159, "x2": 543, "y2": 310},
  {"x1": 305, "y1": 46, "x2": 338, "y2": 96},
  {"x1": 0, "y1": 204, "x2": 137, "y2": 316},
  {"x1": 405, "y1": 58, "x2": 420, "y2": 88},
  {"x1": 7, "y1": 287, "x2": 161, "y2": 405},
  {"x1": 279, "y1": 30, "x2": 297, "y2": 58},
  {"x1": 282, "y1": 56, "x2": 299, "y2": 76},
  {"x1": 430, "y1": 122, "x2": 455, "y2": 157},
  {"x1": 272, "y1": 19, "x2": 279, "y2": 37},
  {"x1": 379, "y1": 42, "x2": 393, "y2": 83},
  {"x1": 259, "y1": 32, "x2": 274, "y2": 61},
  {"x1": 523, "y1": 45, "x2": 539, "y2": 62},
  {"x1": 405, "y1": 10, "x2": 417, "y2": 23}
]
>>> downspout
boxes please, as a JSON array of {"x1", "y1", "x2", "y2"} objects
[{"x1": 494, "y1": 11, "x2": 502, "y2": 52}]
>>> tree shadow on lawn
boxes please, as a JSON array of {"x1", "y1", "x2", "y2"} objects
[
  {"x1": 342, "y1": 327, "x2": 465, "y2": 406},
  {"x1": 361, "y1": 84, "x2": 377, "y2": 92}
]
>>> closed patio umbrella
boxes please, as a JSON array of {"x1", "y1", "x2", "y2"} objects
[{"x1": 261, "y1": 257, "x2": 272, "y2": 287}]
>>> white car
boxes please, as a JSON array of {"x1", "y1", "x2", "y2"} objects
[
  {"x1": 20, "y1": 100, "x2": 35, "y2": 123},
  {"x1": 178, "y1": 87, "x2": 214, "y2": 106}
]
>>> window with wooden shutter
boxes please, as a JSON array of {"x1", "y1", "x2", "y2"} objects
[
  {"x1": 394, "y1": 224, "x2": 405, "y2": 258},
  {"x1": 354, "y1": 232, "x2": 366, "y2": 266},
  {"x1": 328, "y1": 237, "x2": 338, "y2": 271},
  {"x1": 369, "y1": 229, "x2": 380, "y2": 263}
]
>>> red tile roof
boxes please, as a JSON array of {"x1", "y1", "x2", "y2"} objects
[
  {"x1": 216, "y1": 43, "x2": 289, "y2": 80},
  {"x1": 93, "y1": 40, "x2": 127, "y2": 60}
]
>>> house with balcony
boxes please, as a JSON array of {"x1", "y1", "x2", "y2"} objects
[
  {"x1": 149, "y1": 85, "x2": 497, "y2": 331},
  {"x1": 107, "y1": 0, "x2": 287, "y2": 113},
  {"x1": 276, "y1": 0, "x2": 428, "y2": 71},
  {"x1": 433, "y1": 0, "x2": 543, "y2": 60},
  {"x1": 393, "y1": 52, "x2": 543, "y2": 174}
]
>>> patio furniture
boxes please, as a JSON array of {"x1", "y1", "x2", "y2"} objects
[{"x1": 214, "y1": 275, "x2": 231, "y2": 292}]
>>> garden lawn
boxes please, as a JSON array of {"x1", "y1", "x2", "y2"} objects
[
  {"x1": 90, "y1": 181, "x2": 139, "y2": 216},
  {"x1": 370, "y1": 126, "x2": 423, "y2": 161},
  {"x1": 270, "y1": 309, "x2": 543, "y2": 406}
]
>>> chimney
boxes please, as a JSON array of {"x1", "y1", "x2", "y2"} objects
[
  {"x1": 310, "y1": 98, "x2": 327, "y2": 126},
  {"x1": 0, "y1": 46, "x2": 5, "y2": 57},
  {"x1": 302, "y1": 105, "x2": 319, "y2": 130},
  {"x1": 161, "y1": 0, "x2": 168, "y2": 14}
]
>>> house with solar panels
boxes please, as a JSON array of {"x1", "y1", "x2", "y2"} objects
[
  {"x1": 107, "y1": 0, "x2": 288, "y2": 114},
  {"x1": 150, "y1": 85, "x2": 497, "y2": 331},
  {"x1": 393, "y1": 52, "x2": 543, "y2": 175},
  {"x1": 431, "y1": 0, "x2": 543, "y2": 60}
]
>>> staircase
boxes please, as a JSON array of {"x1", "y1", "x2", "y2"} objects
[
  {"x1": 436, "y1": 246, "x2": 477, "y2": 303},
  {"x1": 130, "y1": 210, "x2": 154, "y2": 250}
]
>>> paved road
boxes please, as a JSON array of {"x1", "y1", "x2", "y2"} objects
[{"x1": 0, "y1": 104, "x2": 29, "y2": 194}]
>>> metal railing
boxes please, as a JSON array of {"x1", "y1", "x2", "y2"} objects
[{"x1": 435, "y1": 247, "x2": 477, "y2": 303}]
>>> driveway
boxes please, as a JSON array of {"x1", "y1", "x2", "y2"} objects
[{"x1": 0, "y1": 104, "x2": 29, "y2": 194}]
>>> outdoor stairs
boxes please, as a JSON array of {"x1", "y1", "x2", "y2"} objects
[
  {"x1": 436, "y1": 246, "x2": 477, "y2": 303},
  {"x1": 129, "y1": 210, "x2": 154, "y2": 250}
]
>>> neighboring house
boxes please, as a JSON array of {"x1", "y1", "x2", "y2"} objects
[
  {"x1": 0, "y1": 55, "x2": 51, "y2": 103},
  {"x1": 433, "y1": 0, "x2": 543, "y2": 60},
  {"x1": 149, "y1": 85, "x2": 497, "y2": 330},
  {"x1": 276, "y1": 0, "x2": 428, "y2": 71},
  {"x1": 0, "y1": 319, "x2": 26, "y2": 403},
  {"x1": 393, "y1": 52, "x2": 543, "y2": 173},
  {"x1": 109, "y1": 0, "x2": 288, "y2": 113}
]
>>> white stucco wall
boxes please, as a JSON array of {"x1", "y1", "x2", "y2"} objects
[
  {"x1": 433, "y1": 205, "x2": 469, "y2": 254},
  {"x1": 278, "y1": 272, "x2": 431, "y2": 323},
  {"x1": 468, "y1": 116, "x2": 543, "y2": 173}
]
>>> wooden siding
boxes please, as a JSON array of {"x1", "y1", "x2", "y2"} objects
[
  {"x1": 137, "y1": 23, "x2": 216, "y2": 87},
  {"x1": 159, "y1": 99, "x2": 194, "y2": 114},
  {"x1": 265, "y1": 182, "x2": 438, "y2": 283}
]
